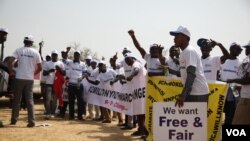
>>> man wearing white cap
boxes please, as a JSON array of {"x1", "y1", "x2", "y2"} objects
[
  {"x1": 169, "y1": 26, "x2": 209, "y2": 107},
  {"x1": 219, "y1": 43, "x2": 242, "y2": 125},
  {"x1": 67, "y1": 50, "x2": 87, "y2": 120},
  {"x1": 8, "y1": 35, "x2": 42, "y2": 127},
  {"x1": 227, "y1": 41, "x2": 250, "y2": 124},
  {"x1": 128, "y1": 30, "x2": 166, "y2": 76},
  {"x1": 43, "y1": 50, "x2": 65, "y2": 119}
]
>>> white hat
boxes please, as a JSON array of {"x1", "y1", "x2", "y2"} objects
[
  {"x1": 74, "y1": 50, "x2": 81, "y2": 54},
  {"x1": 170, "y1": 26, "x2": 191, "y2": 37},
  {"x1": 24, "y1": 35, "x2": 34, "y2": 42},
  {"x1": 51, "y1": 50, "x2": 59, "y2": 55},
  {"x1": 85, "y1": 55, "x2": 92, "y2": 60},
  {"x1": 0, "y1": 27, "x2": 8, "y2": 33},
  {"x1": 45, "y1": 54, "x2": 51, "y2": 57},
  {"x1": 243, "y1": 41, "x2": 250, "y2": 48},
  {"x1": 124, "y1": 53, "x2": 135, "y2": 58},
  {"x1": 98, "y1": 60, "x2": 106, "y2": 65},
  {"x1": 55, "y1": 62, "x2": 64, "y2": 69}
]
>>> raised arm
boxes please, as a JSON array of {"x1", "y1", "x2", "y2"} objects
[
  {"x1": 211, "y1": 40, "x2": 229, "y2": 62},
  {"x1": 128, "y1": 30, "x2": 146, "y2": 58}
]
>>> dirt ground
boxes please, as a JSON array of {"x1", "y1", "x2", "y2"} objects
[{"x1": 0, "y1": 97, "x2": 142, "y2": 141}]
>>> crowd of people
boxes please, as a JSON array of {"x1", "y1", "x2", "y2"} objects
[{"x1": 0, "y1": 25, "x2": 250, "y2": 141}]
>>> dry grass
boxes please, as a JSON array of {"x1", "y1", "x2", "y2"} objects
[{"x1": 0, "y1": 98, "x2": 142, "y2": 141}]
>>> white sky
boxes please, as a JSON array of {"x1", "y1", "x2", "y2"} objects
[{"x1": 1, "y1": 0, "x2": 250, "y2": 62}]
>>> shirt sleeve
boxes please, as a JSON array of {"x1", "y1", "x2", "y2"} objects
[{"x1": 185, "y1": 50, "x2": 198, "y2": 68}]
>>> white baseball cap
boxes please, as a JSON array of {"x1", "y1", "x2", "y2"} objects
[
  {"x1": 124, "y1": 53, "x2": 135, "y2": 59},
  {"x1": 85, "y1": 55, "x2": 92, "y2": 60},
  {"x1": 243, "y1": 41, "x2": 250, "y2": 48},
  {"x1": 170, "y1": 26, "x2": 191, "y2": 37},
  {"x1": 51, "y1": 50, "x2": 59, "y2": 55},
  {"x1": 24, "y1": 35, "x2": 34, "y2": 42},
  {"x1": 0, "y1": 27, "x2": 8, "y2": 34},
  {"x1": 98, "y1": 60, "x2": 106, "y2": 65},
  {"x1": 74, "y1": 50, "x2": 81, "y2": 54}
]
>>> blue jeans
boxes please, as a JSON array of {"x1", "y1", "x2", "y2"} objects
[
  {"x1": 45, "y1": 85, "x2": 57, "y2": 115},
  {"x1": 11, "y1": 79, "x2": 35, "y2": 124}
]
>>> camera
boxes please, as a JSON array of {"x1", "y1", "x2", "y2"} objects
[{"x1": 197, "y1": 38, "x2": 216, "y2": 48}]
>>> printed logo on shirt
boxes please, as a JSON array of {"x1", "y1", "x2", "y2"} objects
[
  {"x1": 21, "y1": 54, "x2": 34, "y2": 58},
  {"x1": 223, "y1": 69, "x2": 237, "y2": 73}
]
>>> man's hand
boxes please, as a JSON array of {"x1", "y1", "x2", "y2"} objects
[
  {"x1": 128, "y1": 30, "x2": 134, "y2": 36},
  {"x1": 126, "y1": 76, "x2": 133, "y2": 81},
  {"x1": 66, "y1": 47, "x2": 71, "y2": 53},
  {"x1": 39, "y1": 41, "x2": 44, "y2": 47},
  {"x1": 175, "y1": 96, "x2": 184, "y2": 108}
]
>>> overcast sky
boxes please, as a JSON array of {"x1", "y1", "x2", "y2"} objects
[{"x1": 1, "y1": 0, "x2": 250, "y2": 62}]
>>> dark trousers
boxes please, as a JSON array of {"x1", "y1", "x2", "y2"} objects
[
  {"x1": 68, "y1": 84, "x2": 84, "y2": 119},
  {"x1": 60, "y1": 101, "x2": 68, "y2": 115},
  {"x1": 224, "y1": 100, "x2": 236, "y2": 125},
  {"x1": 137, "y1": 114, "x2": 148, "y2": 134}
]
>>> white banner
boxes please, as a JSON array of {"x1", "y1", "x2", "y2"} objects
[
  {"x1": 153, "y1": 102, "x2": 207, "y2": 141},
  {"x1": 86, "y1": 82, "x2": 146, "y2": 116}
]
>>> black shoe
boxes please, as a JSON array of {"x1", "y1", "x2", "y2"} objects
[
  {"x1": 120, "y1": 126, "x2": 133, "y2": 130},
  {"x1": 27, "y1": 123, "x2": 35, "y2": 128},
  {"x1": 131, "y1": 131, "x2": 144, "y2": 136},
  {"x1": 10, "y1": 121, "x2": 16, "y2": 125}
]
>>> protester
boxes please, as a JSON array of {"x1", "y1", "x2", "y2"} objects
[
  {"x1": 109, "y1": 56, "x2": 124, "y2": 125},
  {"x1": 43, "y1": 50, "x2": 65, "y2": 119},
  {"x1": 86, "y1": 60, "x2": 118, "y2": 123},
  {"x1": 220, "y1": 43, "x2": 242, "y2": 125},
  {"x1": 197, "y1": 38, "x2": 229, "y2": 81},
  {"x1": 8, "y1": 35, "x2": 42, "y2": 127},
  {"x1": 169, "y1": 26, "x2": 209, "y2": 107},
  {"x1": 128, "y1": 30, "x2": 165, "y2": 76},
  {"x1": 124, "y1": 53, "x2": 148, "y2": 136},
  {"x1": 166, "y1": 45, "x2": 181, "y2": 77},
  {"x1": 58, "y1": 48, "x2": 71, "y2": 118},
  {"x1": 227, "y1": 41, "x2": 250, "y2": 124},
  {"x1": 67, "y1": 50, "x2": 87, "y2": 120}
]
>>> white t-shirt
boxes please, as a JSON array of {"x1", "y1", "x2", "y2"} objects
[
  {"x1": 43, "y1": 60, "x2": 64, "y2": 84},
  {"x1": 67, "y1": 61, "x2": 87, "y2": 84},
  {"x1": 166, "y1": 57, "x2": 180, "y2": 72},
  {"x1": 96, "y1": 68, "x2": 117, "y2": 89},
  {"x1": 130, "y1": 61, "x2": 147, "y2": 85},
  {"x1": 12, "y1": 46, "x2": 42, "y2": 80},
  {"x1": 201, "y1": 56, "x2": 221, "y2": 81},
  {"x1": 220, "y1": 59, "x2": 242, "y2": 81},
  {"x1": 179, "y1": 45, "x2": 209, "y2": 95},
  {"x1": 144, "y1": 54, "x2": 163, "y2": 73},
  {"x1": 61, "y1": 59, "x2": 71, "y2": 76},
  {"x1": 117, "y1": 59, "x2": 133, "y2": 77}
]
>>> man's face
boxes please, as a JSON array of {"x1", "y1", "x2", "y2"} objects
[
  {"x1": 169, "y1": 47, "x2": 180, "y2": 58},
  {"x1": 125, "y1": 57, "x2": 133, "y2": 66},
  {"x1": 98, "y1": 63, "x2": 106, "y2": 73},
  {"x1": 61, "y1": 52, "x2": 68, "y2": 59},
  {"x1": 0, "y1": 32, "x2": 8, "y2": 43},
  {"x1": 150, "y1": 47, "x2": 160, "y2": 58},
  {"x1": 173, "y1": 34, "x2": 186, "y2": 49},
  {"x1": 230, "y1": 45, "x2": 242, "y2": 57},
  {"x1": 200, "y1": 46, "x2": 212, "y2": 57},
  {"x1": 74, "y1": 53, "x2": 80, "y2": 60},
  {"x1": 51, "y1": 54, "x2": 58, "y2": 62}
]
